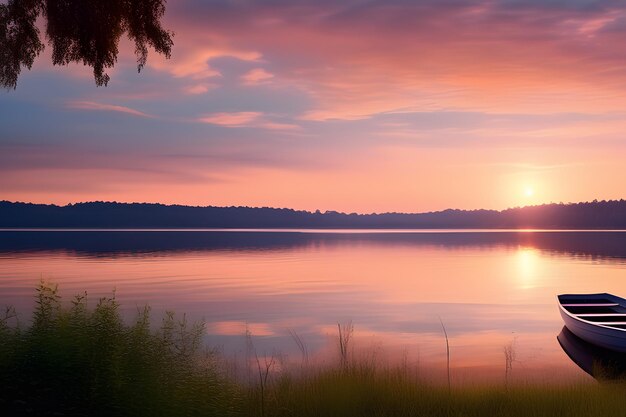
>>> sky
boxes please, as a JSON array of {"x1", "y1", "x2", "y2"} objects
[{"x1": 2, "y1": 0, "x2": 626, "y2": 213}]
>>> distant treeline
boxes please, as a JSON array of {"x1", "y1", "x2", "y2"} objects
[{"x1": 2, "y1": 200, "x2": 626, "y2": 229}]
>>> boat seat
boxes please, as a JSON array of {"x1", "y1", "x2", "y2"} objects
[{"x1": 561, "y1": 303, "x2": 619, "y2": 307}]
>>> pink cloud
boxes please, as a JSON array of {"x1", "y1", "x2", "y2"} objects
[
  {"x1": 183, "y1": 83, "x2": 216, "y2": 95},
  {"x1": 258, "y1": 122, "x2": 301, "y2": 131},
  {"x1": 66, "y1": 101, "x2": 154, "y2": 118},
  {"x1": 242, "y1": 68, "x2": 274, "y2": 85},
  {"x1": 197, "y1": 112, "x2": 301, "y2": 131},
  {"x1": 149, "y1": 40, "x2": 262, "y2": 80},
  {"x1": 197, "y1": 111, "x2": 262, "y2": 126},
  {"x1": 158, "y1": 1, "x2": 626, "y2": 120}
]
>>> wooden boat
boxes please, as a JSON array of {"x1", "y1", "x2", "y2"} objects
[{"x1": 558, "y1": 293, "x2": 626, "y2": 352}]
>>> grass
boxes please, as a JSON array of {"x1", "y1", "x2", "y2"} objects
[
  {"x1": 0, "y1": 283, "x2": 241, "y2": 417},
  {"x1": 253, "y1": 367, "x2": 626, "y2": 417},
  {"x1": 2, "y1": 283, "x2": 626, "y2": 417}
]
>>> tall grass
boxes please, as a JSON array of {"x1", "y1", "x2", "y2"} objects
[
  {"x1": 3, "y1": 283, "x2": 626, "y2": 417},
  {"x1": 256, "y1": 367, "x2": 626, "y2": 417},
  {"x1": 0, "y1": 282, "x2": 240, "y2": 417}
]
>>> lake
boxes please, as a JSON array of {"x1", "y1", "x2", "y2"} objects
[{"x1": 2, "y1": 229, "x2": 626, "y2": 384}]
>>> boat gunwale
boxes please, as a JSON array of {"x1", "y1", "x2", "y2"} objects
[{"x1": 557, "y1": 293, "x2": 626, "y2": 333}]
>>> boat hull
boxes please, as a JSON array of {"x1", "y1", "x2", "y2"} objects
[
  {"x1": 560, "y1": 310, "x2": 626, "y2": 352},
  {"x1": 558, "y1": 294, "x2": 626, "y2": 353}
]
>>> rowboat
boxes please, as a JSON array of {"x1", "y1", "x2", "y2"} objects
[
  {"x1": 557, "y1": 326, "x2": 626, "y2": 379},
  {"x1": 558, "y1": 293, "x2": 626, "y2": 352}
]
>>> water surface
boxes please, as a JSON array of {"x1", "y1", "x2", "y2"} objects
[{"x1": 2, "y1": 230, "x2": 626, "y2": 384}]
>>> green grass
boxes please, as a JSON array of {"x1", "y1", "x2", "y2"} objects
[
  {"x1": 0, "y1": 283, "x2": 241, "y2": 417},
  {"x1": 2, "y1": 283, "x2": 626, "y2": 417}
]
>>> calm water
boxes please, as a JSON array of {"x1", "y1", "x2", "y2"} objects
[{"x1": 2, "y1": 230, "x2": 626, "y2": 384}]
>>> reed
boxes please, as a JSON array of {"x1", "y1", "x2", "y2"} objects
[
  {"x1": 438, "y1": 316, "x2": 451, "y2": 392},
  {"x1": 338, "y1": 321, "x2": 353, "y2": 367}
]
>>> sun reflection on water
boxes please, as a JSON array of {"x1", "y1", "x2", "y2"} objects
[{"x1": 516, "y1": 247, "x2": 539, "y2": 289}]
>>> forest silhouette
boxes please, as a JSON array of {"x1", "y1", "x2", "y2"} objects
[{"x1": 2, "y1": 200, "x2": 626, "y2": 229}]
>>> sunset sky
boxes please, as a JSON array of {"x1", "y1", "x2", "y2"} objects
[{"x1": 2, "y1": 0, "x2": 626, "y2": 213}]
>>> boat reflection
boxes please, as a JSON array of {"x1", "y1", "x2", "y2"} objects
[{"x1": 557, "y1": 326, "x2": 626, "y2": 380}]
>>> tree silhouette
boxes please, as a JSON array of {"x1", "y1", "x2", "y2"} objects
[{"x1": 0, "y1": 0, "x2": 173, "y2": 89}]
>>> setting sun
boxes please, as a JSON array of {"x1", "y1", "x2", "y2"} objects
[{"x1": 525, "y1": 187, "x2": 535, "y2": 198}]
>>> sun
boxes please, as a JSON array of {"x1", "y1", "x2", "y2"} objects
[{"x1": 524, "y1": 186, "x2": 534, "y2": 197}]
